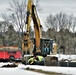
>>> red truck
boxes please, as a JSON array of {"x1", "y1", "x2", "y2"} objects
[{"x1": 0, "y1": 46, "x2": 22, "y2": 61}]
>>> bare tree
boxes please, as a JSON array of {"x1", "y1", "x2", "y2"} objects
[
  {"x1": 72, "y1": 17, "x2": 76, "y2": 52},
  {"x1": 8, "y1": 0, "x2": 27, "y2": 34},
  {"x1": 1, "y1": 13, "x2": 11, "y2": 32},
  {"x1": 35, "y1": 0, "x2": 42, "y2": 11},
  {"x1": 1, "y1": 0, "x2": 41, "y2": 46},
  {"x1": 1, "y1": 0, "x2": 27, "y2": 46},
  {"x1": 2, "y1": 0, "x2": 41, "y2": 35},
  {"x1": 45, "y1": 12, "x2": 76, "y2": 54}
]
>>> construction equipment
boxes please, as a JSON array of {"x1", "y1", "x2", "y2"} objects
[{"x1": 22, "y1": 0, "x2": 58, "y2": 65}]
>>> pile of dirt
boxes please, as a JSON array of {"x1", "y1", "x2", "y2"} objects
[{"x1": 2, "y1": 63, "x2": 18, "y2": 67}]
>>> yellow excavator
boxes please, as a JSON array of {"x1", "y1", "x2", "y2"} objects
[
  {"x1": 22, "y1": 0, "x2": 58, "y2": 65},
  {"x1": 22, "y1": 0, "x2": 43, "y2": 56}
]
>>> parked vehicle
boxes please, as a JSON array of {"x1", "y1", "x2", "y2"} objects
[{"x1": 0, "y1": 46, "x2": 22, "y2": 61}]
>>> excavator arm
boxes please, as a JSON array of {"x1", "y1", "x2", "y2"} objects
[
  {"x1": 22, "y1": 0, "x2": 42, "y2": 55},
  {"x1": 26, "y1": 0, "x2": 33, "y2": 32},
  {"x1": 31, "y1": 4, "x2": 42, "y2": 54},
  {"x1": 22, "y1": 0, "x2": 33, "y2": 55}
]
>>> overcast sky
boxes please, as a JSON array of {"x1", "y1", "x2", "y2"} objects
[{"x1": 0, "y1": 0, "x2": 76, "y2": 21}]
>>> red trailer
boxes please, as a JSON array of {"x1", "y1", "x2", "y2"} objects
[{"x1": 0, "y1": 46, "x2": 22, "y2": 61}]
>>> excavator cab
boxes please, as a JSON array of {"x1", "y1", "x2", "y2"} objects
[
  {"x1": 32, "y1": 38, "x2": 53, "y2": 57},
  {"x1": 40, "y1": 39, "x2": 53, "y2": 55}
]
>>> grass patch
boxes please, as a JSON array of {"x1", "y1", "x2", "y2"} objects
[{"x1": 26, "y1": 67, "x2": 66, "y2": 75}]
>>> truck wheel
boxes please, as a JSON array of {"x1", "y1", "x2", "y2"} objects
[{"x1": 9, "y1": 56, "x2": 15, "y2": 62}]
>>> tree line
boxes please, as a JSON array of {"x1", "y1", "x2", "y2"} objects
[
  {"x1": 44, "y1": 12, "x2": 76, "y2": 54},
  {"x1": 0, "y1": 12, "x2": 76, "y2": 54},
  {"x1": 0, "y1": 0, "x2": 76, "y2": 54}
]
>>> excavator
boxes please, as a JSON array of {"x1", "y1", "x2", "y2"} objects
[{"x1": 22, "y1": 0, "x2": 58, "y2": 65}]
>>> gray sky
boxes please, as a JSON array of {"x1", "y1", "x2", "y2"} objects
[
  {"x1": 0, "y1": 0, "x2": 76, "y2": 21},
  {"x1": 39, "y1": 0, "x2": 76, "y2": 18}
]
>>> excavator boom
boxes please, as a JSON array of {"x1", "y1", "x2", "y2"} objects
[
  {"x1": 26, "y1": 0, "x2": 33, "y2": 32},
  {"x1": 31, "y1": 4, "x2": 42, "y2": 54},
  {"x1": 22, "y1": 0, "x2": 34, "y2": 55}
]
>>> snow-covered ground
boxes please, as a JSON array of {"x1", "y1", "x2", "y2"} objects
[
  {"x1": 1, "y1": 53, "x2": 76, "y2": 75},
  {"x1": 0, "y1": 67, "x2": 45, "y2": 75},
  {"x1": 18, "y1": 64, "x2": 76, "y2": 75},
  {"x1": 0, "y1": 63, "x2": 45, "y2": 75},
  {"x1": 0, "y1": 62, "x2": 76, "y2": 75}
]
